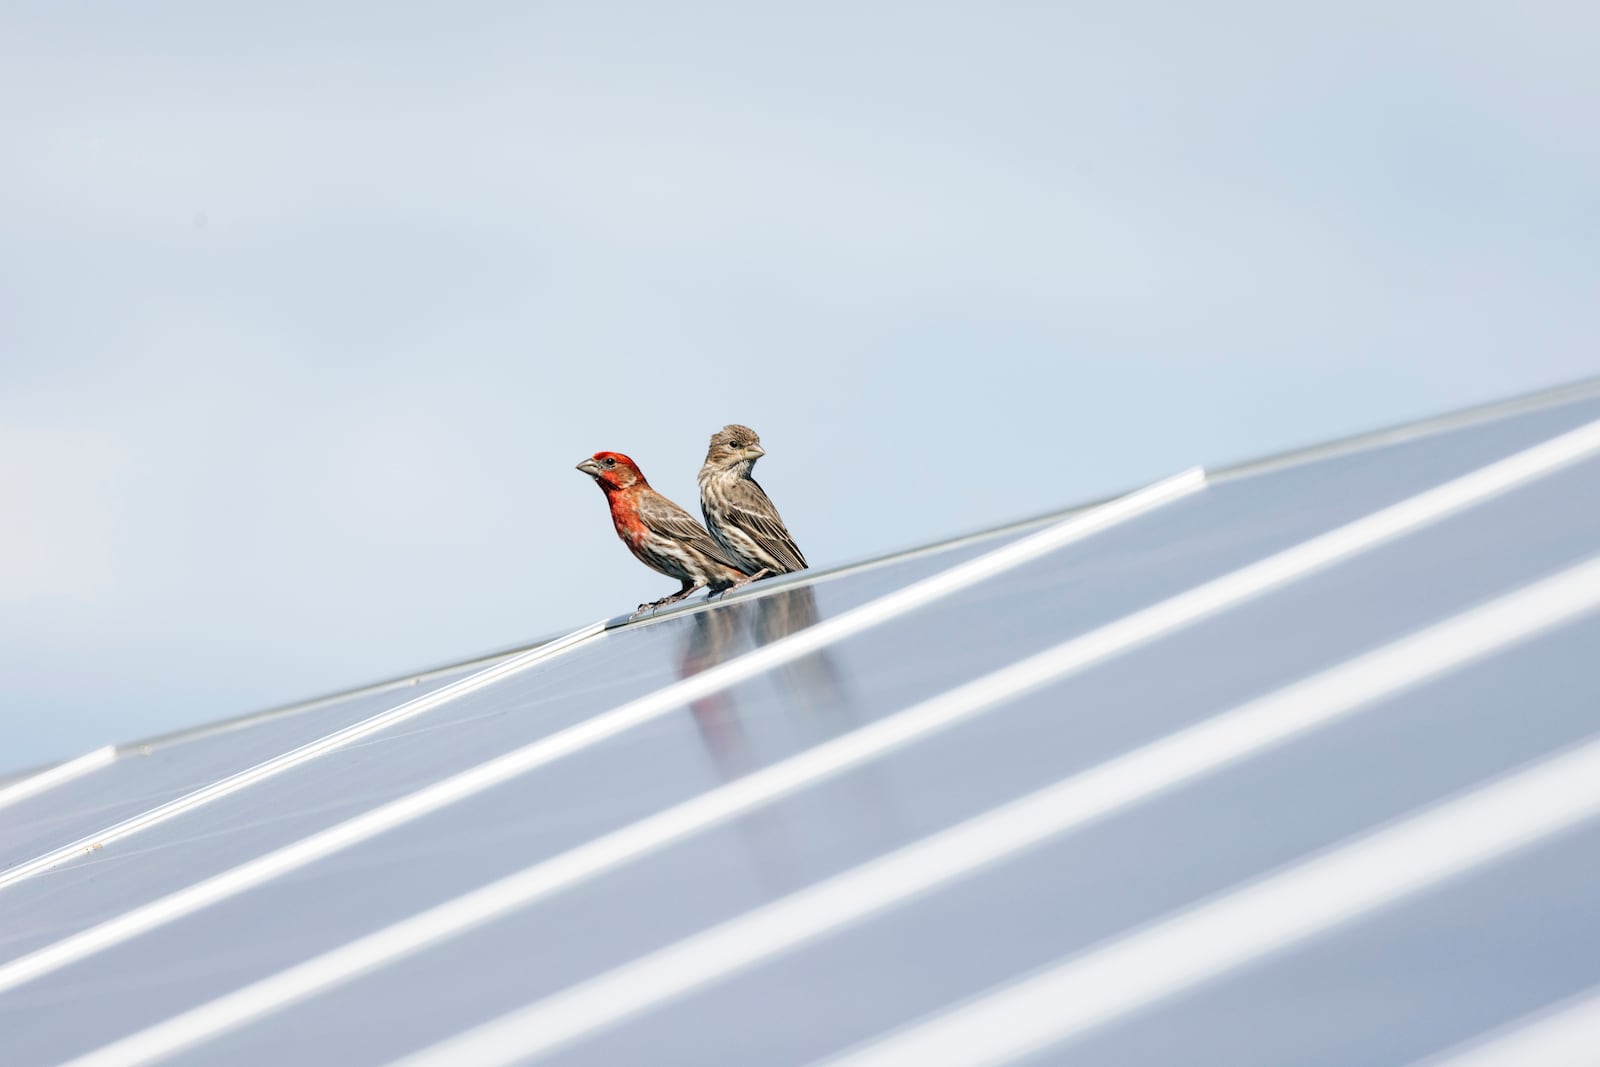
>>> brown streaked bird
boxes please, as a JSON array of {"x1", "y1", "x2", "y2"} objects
[
  {"x1": 576, "y1": 451, "x2": 746, "y2": 616},
  {"x1": 698, "y1": 424, "x2": 808, "y2": 584}
]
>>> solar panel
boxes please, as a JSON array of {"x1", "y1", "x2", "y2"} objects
[
  {"x1": 534, "y1": 613, "x2": 1600, "y2": 1067},
  {"x1": 2, "y1": 379, "x2": 1598, "y2": 1067},
  {"x1": 146, "y1": 427, "x2": 1600, "y2": 1067},
  {"x1": 0, "y1": 529, "x2": 1032, "y2": 968},
  {"x1": 0, "y1": 661, "x2": 494, "y2": 877}
]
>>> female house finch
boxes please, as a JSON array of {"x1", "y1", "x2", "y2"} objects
[
  {"x1": 576, "y1": 451, "x2": 747, "y2": 615},
  {"x1": 698, "y1": 424, "x2": 808, "y2": 584}
]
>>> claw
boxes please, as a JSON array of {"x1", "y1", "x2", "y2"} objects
[{"x1": 629, "y1": 598, "x2": 668, "y2": 620}]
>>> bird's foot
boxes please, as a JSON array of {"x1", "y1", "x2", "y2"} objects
[
  {"x1": 629, "y1": 593, "x2": 679, "y2": 620},
  {"x1": 657, "y1": 585, "x2": 702, "y2": 607},
  {"x1": 630, "y1": 584, "x2": 707, "y2": 618}
]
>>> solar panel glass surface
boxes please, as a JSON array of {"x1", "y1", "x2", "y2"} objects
[
  {"x1": 0, "y1": 662, "x2": 492, "y2": 875},
  {"x1": 0, "y1": 532, "x2": 1026, "y2": 972},
  {"x1": 163, "y1": 454, "x2": 1600, "y2": 1067},
  {"x1": 6, "y1": 389, "x2": 1600, "y2": 1067},
  {"x1": 534, "y1": 613, "x2": 1600, "y2": 1067}
]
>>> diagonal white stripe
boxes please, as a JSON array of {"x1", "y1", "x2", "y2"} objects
[
  {"x1": 0, "y1": 747, "x2": 118, "y2": 812},
  {"x1": 389, "y1": 553, "x2": 1600, "y2": 1067},
  {"x1": 819, "y1": 740, "x2": 1600, "y2": 1067},
  {"x1": 0, "y1": 622, "x2": 609, "y2": 892},
  {"x1": 1417, "y1": 985, "x2": 1600, "y2": 1067}
]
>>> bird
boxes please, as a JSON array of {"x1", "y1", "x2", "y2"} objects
[
  {"x1": 698, "y1": 424, "x2": 807, "y2": 585},
  {"x1": 576, "y1": 451, "x2": 747, "y2": 616}
]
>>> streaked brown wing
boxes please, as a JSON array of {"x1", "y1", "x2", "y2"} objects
[
  {"x1": 637, "y1": 491, "x2": 746, "y2": 570},
  {"x1": 725, "y1": 478, "x2": 808, "y2": 571}
]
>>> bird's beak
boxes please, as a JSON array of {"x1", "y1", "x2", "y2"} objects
[
  {"x1": 575, "y1": 458, "x2": 603, "y2": 477},
  {"x1": 743, "y1": 444, "x2": 765, "y2": 460}
]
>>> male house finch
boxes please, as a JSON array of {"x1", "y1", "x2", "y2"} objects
[
  {"x1": 576, "y1": 451, "x2": 747, "y2": 615},
  {"x1": 698, "y1": 424, "x2": 807, "y2": 583}
]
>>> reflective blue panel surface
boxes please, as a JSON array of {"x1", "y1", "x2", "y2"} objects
[
  {"x1": 1037, "y1": 821, "x2": 1600, "y2": 1067},
  {"x1": 538, "y1": 616, "x2": 1600, "y2": 1067},
  {"x1": 0, "y1": 532, "x2": 1020, "y2": 972},
  {"x1": 0, "y1": 662, "x2": 491, "y2": 875},
  {"x1": 153, "y1": 455, "x2": 1600, "y2": 1067},
  {"x1": 5, "y1": 392, "x2": 1600, "y2": 1066}
]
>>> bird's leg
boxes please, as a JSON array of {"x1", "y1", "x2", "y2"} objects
[
  {"x1": 654, "y1": 579, "x2": 704, "y2": 608},
  {"x1": 629, "y1": 580, "x2": 697, "y2": 620},
  {"x1": 725, "y1": 568, "x2": 773, "y2": 592},
  {"x1": 710, "y1": 569, "x2": 768, "y2": 598}
]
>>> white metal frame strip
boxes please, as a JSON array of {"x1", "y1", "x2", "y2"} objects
[
  {"x1": 1419, "y1": 986, "x2": 1600, "y2": 1067},
  {"x1": 384, "y1": 552, "x2": 1600, "y2": 1067},
  {"x1": 0, "y1": 746, "x2": 118, "y2": 812},
  {"x1": 53, "y1": 418, "x2": 1600, "y2": 1067},
  {"x1": 817, "y1": 742, "x2": 1600, "y2": 1067},
  {"x1": 0, "y1": 468, "x2": 1203, "y2": 1000},
  {"x1": 0, "y1": 622, "x2": 608, "y2": 891}
]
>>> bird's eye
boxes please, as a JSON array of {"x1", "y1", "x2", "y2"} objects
[{"x1": 602, "y1": 457, "x2": 616, "y2": 468}]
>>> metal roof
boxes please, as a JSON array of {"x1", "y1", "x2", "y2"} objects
[{"x1": 4, "y1": 377, "x2": 1600, "y2": 1067}]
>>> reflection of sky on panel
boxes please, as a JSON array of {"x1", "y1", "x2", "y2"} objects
[{"x1": 543, "y1": 622, "x2": 1600, "y2": 1067}]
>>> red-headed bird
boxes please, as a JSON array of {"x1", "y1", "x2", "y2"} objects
[
  {"x1": 698, "y1": 424, "x2": 807, "y2": 583},
  {"x1": 576, "y1": 451, "x2": 746, "y2": 616}
]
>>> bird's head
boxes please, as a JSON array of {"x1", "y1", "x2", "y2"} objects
[
  {"x1": 575, "y1": 451, "x2": 645, "y2": 491},
  {"x1": 704, "y1": 424, "x2": 765, "y2": 472}
]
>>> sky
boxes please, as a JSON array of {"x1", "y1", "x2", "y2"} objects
[{"x1": 2, "y1": 2, "x2": 1598, "y2": 777}]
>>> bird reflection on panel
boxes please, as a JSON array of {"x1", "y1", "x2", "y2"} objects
[
  {"x1": 752, "y1": 585, "x2": 852, "y2": 732},
  {"x1": 673, "y1": 584, "x2": 852, "y2": 787},
  {"x1": 675, "y1": 603, "x2": 757, "y2": 782},
  {"x1": 672, "y1": 583, "x2": 904, "y2": 893},
  {"x1": 756, "y1": 584, "x2": 902, "y2": 857}
]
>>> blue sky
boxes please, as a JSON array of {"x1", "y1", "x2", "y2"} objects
[{"x1": 2, "y1": 2, "x2": 1597, "y2": 775}]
